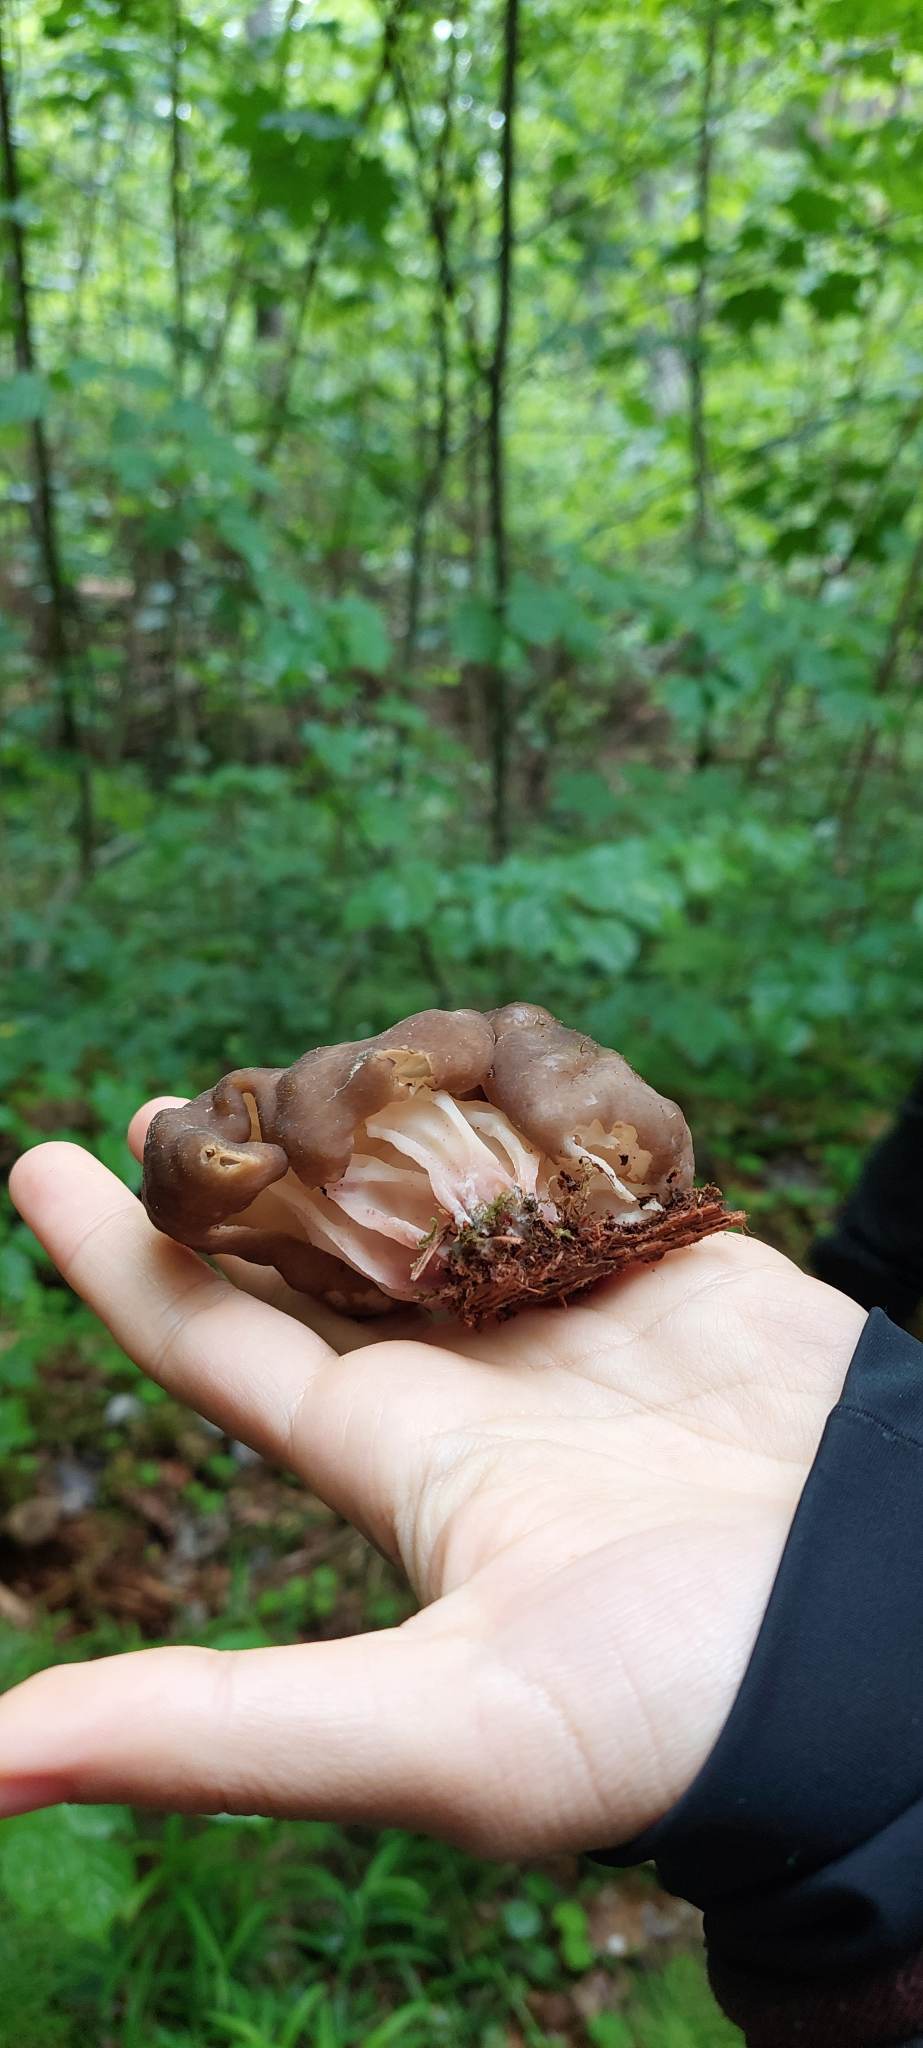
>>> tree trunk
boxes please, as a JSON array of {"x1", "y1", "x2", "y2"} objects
[
  {"x1": 164, "y1": 0, "x2": 196, "y2": 762},
  {"x1": 398, "y1": 29, "x2": 457, "y2": 672},
  {"x1": 0, "y1": 16, "x2": 94, "y2": 876},
  {"x1": 246, "y1": 2, "x2": 297, "y2": 350},
  {"x1": 689, "y1": 0, "x2": 718, "y2": 563},
  {"x1": 687, "y1": 0, "x2": 720, "y2": 770},
  {"x1": 168, "y1": 0, "x2": 187, "y2": 399},
  {"x1": 485, "y1": 0, "x2": 519, "y2": 861}
]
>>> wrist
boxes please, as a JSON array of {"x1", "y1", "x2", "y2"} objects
[{"x1": 597, "y1": 1313, "x2": 923, "y2": 2029}]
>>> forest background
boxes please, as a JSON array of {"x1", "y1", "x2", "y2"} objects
[{"x1": 1, "y1": 0, "x2": 922, "y2": 2042}]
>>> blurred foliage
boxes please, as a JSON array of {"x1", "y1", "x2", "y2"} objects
[{"x1": 2, "y1": 0, "x2": 923, "y2": 2039}]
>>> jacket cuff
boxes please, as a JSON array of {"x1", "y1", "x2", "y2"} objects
[
  {"x1": 594, "y1": 1312, "x2": 923, "y2": 1990},
  {"x1": 709, "y1": 1948, "x2": 923, "y2": 2048}
]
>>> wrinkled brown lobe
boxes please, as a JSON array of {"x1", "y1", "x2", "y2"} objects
[{"x1": 141, "y1": 1004, "x2": 741, "y2": 1323}]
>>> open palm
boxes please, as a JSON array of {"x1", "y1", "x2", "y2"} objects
[{"x1": 3, "y1": 1100, "x2": 865, "y2": 1854}]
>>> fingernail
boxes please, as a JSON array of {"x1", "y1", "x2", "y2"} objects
[{"x1": 0, "y1": 1775, "x2": 66, "y2": 1820}]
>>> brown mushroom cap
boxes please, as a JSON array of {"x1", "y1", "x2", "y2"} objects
[
  {"x1": 143, "y1": 1007, "x2": 497, "y2": 1244},
  {"x1": 141, "y1": 1090, "x2": 288, "y2": 1241},
  {"x1": 140, "y1": 1004, "x2": 712, "y2": 1319},
  {"x1": 485, "y1": 1003, "x2": 694, "y2": 1197},
  {"x1": 266, "y1": 1007, "x2": 496, "y2": 1184}
]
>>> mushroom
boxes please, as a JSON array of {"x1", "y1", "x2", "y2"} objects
[{"x1": 142, "y1": 1005, "x2": 744, "y2": 1324}]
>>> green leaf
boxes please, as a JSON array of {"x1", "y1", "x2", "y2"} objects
[
  {"x1": 331, "y1": 153, "x2": 399, "y2": 235},
  {"x1": 770, "y1": 523, "x2": 823, "y2": 564},
  {"x1": 587, "y1": 2020, "x2": 631, "y2": 2048},
  {"x1": 775, "y1": 233, "x2": 807, "y2": 271},
  {"x1": 505, "y1": 576, "x2": 564, "y2": 650},
  {"x1": 490, "y1": 894, "x2": 556, "y2": 957},
  {"x1": 363, "y1": 2004, "x2": 436, "y2": 2047},
  {"x1": 554, "y1": 914, "x2": 639, "y2": 974},
  {"x1": 302, "y1": 720, "x2": 368, "y2": 776},
  {"x1": 216, "y1": 503, "x2": 270, "y2": 578},
  {"x1": 807, "y1": 271, "x2": 864, "y2": 319},
  {"x1": 108, "y1": 421, "x2": 160, "y2": 493},
  {"x1": 0, "y1": 1395, "x2": 33, "y2": 1456},
  {"x1": 552, "y1": 771, "x2": 620, "y2": 827},
  {"x1": 661, "y1": 233, "x2": 707, "y2": 266},
  {"x1": 508, "y1": 576, "x2": 561, "y2": 649},
  {"x1": 503, "y1": 1897, "x2": 543, "y2": 1940},
  {"x1": 717, "y1": 284, "x2": 786, "y2": 333},
  {"x1": 817, "y1": 0, "x2": 923, "y2": 45},
  {"x1": 552, "y1": 1900, "x2": 594, "y2": 1973},
  {"x1": 0, "y1": 1339, "x2": 36, "y2": 1392},
  {"x1": 784, "y1": 185, "x2": 842, "y2": 233},
  {"x1": 0, "y1": 372, "x2": 47, "y2": 427},
  {"x1": 507, "y1": 574, "x2": 599, "y2": 657},
  {"x1": 222, "y1": 81, "x2": 281, "y2": 150},
  {"x1": 342, "y1": 865, "x2": 436, "y2": 934},
  {"x1": 0, "y1": 1807, "x2": 136, "y2": 1942},
  {"x1": 331, "y1": 594, "x2": 392, "y2": 675},
  {"x1": 563, "y1": 843, "x2": 682, "y2": 928},
  {"x1": 0, "y1": 1241, "x2": 33, "y2": 1304},
  {"x1": 450, "y1": 596, "x2": 500, "y2": 664}
]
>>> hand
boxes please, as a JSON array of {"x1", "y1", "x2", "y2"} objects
[{"x1": 2, "y1": 1103, "x2": 865, "y2": 1856}]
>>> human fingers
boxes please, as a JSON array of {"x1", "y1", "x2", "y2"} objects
[
  {"x1": 126, "y1": 1093, "x2": 187, "y2": 1162},
  {"x1": 10, "y1": 1145, "x2": 398, "y2": 1515},
  {"x1": 9, "y1": 1143, "x2": 341, "y2": 1449},
  {"x1": 0, "y1": 1627, "x2": 489, "y2": 1843},
  {"x1": 9, "y1": 1144, "x2": 499, "y2": 1548}
]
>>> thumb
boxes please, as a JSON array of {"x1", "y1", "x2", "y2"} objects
[{"x1": 0, "y1": 1628, "x2": 481, "y2": 1841}]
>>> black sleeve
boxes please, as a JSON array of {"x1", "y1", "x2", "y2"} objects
[
  {"x1": 592, "y1": 1310, "x2": 923, "y2": 2048},
  {"x1": 811, "y1": 1067, "x2": 923, "y2": 1322}
]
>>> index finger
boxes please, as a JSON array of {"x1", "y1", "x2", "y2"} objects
[
  {"x1": 127, "y1": 1092, "x2": 187, "y2": 1163},
  {"x1": 8, "y1": 1143, "x2": 491, "y2": 1550},
  {"x1": 9, "y1": 1141, "x2": 341, "y2": 1467}
]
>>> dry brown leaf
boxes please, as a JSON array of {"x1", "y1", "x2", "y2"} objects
[
  {"x1": 0, "y1": 1579, "x2": 34, "y2": 1628},
  {"x1": 572, "y1": 1966, "x2": 627, "y2": 2020},
  {"x1": 4, "y1": 1495, "x2": 67, "y2": 1546},
  {"x1": 586, "y1": 1876, "x2": 701, "y2": 1961},
  {"x1": 526, "y1": 1990, "x2": 574, "y2": 2030},
  {"x1": 114, "y1": 1485, "x2": 181, "y2": 1540}
]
